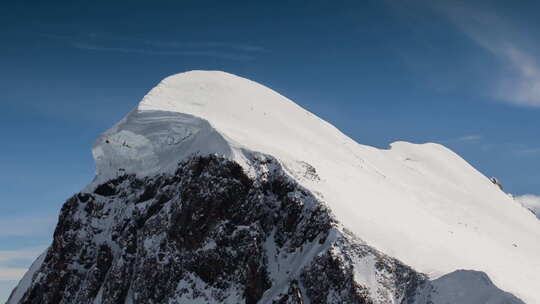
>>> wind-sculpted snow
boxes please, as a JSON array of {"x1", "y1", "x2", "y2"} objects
[
  {"x1": 92, "y1": 110, "x2": 233, "y2": 185},
  {"x1": 9, "y1": 71, "x2": 539, "y2": 303}
]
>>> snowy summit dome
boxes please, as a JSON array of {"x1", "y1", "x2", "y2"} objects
[
  {"x1": 92, "y1": 70, "x2": 346, "y2": 181},
  {"x1": 90, "y1": 70, "x2": 540, "y2": 303}
]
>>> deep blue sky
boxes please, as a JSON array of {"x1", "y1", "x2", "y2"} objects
[{"x1": 1, "y1": 0, "x2": 539, "y2": 300}]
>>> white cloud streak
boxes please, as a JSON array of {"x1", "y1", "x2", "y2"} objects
[
  {"x1": 44, "y1": 33, "x2": 265, "y2": 62},
  {"x1": 516, "y1": 147, "x2": 540, "y2": 155},
  {"x1": 514, "y1": 194, "x2": 540, "y2": 219},
  {"x1": 431, "y1": 2, "x2": 540, "y2": 107},
  {"x1": 0, "y1": 268, "x2": 27, "y2": 281},
  {"x1": 0, "y1": 246, "x2": 46, "y2": 281},
  {"x1": 0, "y1": 247, "x2": 46, "y2": 264},
  {"x1": 72, "y1": 43, "x2": 255, "y2": 61},
  {"x1": 457, "y1": 135, "x2": 482, "y2": 142},
  {"x1": 438, "y1": 134, "x2": 482, "y2": 145},
  {"x1": 0, "y1": 216, "x2": 56, "y2": 237}
]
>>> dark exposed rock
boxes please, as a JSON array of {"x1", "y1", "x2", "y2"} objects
[
  {"x1": 490, "y1": 177, "x2": 504, "y2": 191},
  {"x1": 272, "y1": 280, "x2": 304, "y2": 304},
  {"x1": 15, "y1": 154, "x2": 430, "y2": 304},
  {"x1": 93, "y1": 182, "x2": 117, "y2": 196},
  {"x1": 301, "y1": 231, "x2": 426, "y2": 304}
]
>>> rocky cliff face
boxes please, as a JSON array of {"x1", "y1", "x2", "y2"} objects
[{"x1": 10, "y1": 154, "x2": 428, "y2": 304}]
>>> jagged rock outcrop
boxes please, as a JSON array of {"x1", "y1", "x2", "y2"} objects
[{"x1": 10, "y1": 154, "x2": 427, "y2": 304}]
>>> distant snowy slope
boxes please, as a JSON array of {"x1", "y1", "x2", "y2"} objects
[
  {"x1": 415, "y1": 270, "x2": 526, "y2": 304},
  {"x1": 7, "y1": 251, "x2": 47, "y2": 304},
  {"x1": 79, "y1": 70, "x2": 540, "y2": 303},
  {"x1": 515, "y1": 194, "x2": 540, "y2": 219}
]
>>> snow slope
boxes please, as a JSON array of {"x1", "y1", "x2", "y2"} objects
[
  {"x1": 91, "y1": 71, "x2": 540, "y2": 303},
  {"x1": 417, "y1": 270, "x2": 525, "y2": 304},
  {"x1": 7, "y1": 250, "x2": 47, "y2": 304}
]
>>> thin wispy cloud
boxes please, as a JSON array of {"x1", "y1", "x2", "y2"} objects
[
  {"x1": 514, "y1": 146, "x2": 540, "y2": 155},
  {"x1": 0, "y1": 247, "x2": 45, "y2": 264},
  {"x1": 72, "y1": 43, "x2": 256, "y2": 61},
  {"x1": 477, "y1": 142, "x2": 540, "y2": 157},
  {"x1": 158, "y1": 41, "x2": 265, "y2": 52},
  {"x1": 457, "y1": 135, "x2": 482, "y2": 142},
  {"x1": 430, "y1": 2, "x2": 540, "y2": 107},
  {"x1": 0, "y1": 215, "x2": 56, "y2": 237},
  {"x1": 0, "y1": 268, "x2": 27, "y2": 281},
  {"x1": 45, "y1": 33, "x2": 265, "y2": 62},
  {"x1": 0, "y1": 246, "x2": 46, "y2": 281},
  {"x1": 439, "y1": 134, "x2": 482, "y2": 145},
  {"x1": 83, "y1": 33, "x2": 266, "y2": 52},
  {"x1": 514, "y1": 194, "x2": 540, "y2": 219},
  {"x1": 440, "y1": 136, "x2": 540, "y2": 158}
]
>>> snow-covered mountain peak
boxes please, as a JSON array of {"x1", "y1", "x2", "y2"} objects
[
  {"x1": 137, "y1": 70, "x2": 317, "y2": 135},
  {"x1": 88, "y1": 71, "x2": 540, "y2": 303},
  {"x1": 136, "y1": 69, "x2": 347, "y2": 154},
  {"x1": 92, "y1": 70, "x2": 350, "y2": 182},
  {"x1": 138, "y1": 70, "x2": 284, "y2": 112}
]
